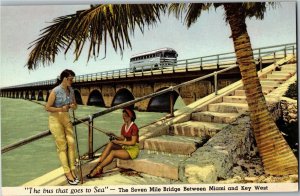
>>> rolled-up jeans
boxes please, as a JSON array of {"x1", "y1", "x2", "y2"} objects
[{"x1": 49, "y1": 112, "x2": 76, "y2": 174}]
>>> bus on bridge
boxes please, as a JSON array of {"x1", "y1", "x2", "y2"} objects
[{"x1": 129, "y1": 47, "x2": 178, "y2": 72}]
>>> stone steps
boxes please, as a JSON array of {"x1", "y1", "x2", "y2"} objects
[
  {"x1": 260, "y1": 77, "x2": 287, "y2": 82},
  {"x1": 208, "y1": 102, "x2": 249, "y2": 113},
  {"x1": 234, "y1": 89, "x2": 246, "y2": 96},
  {"x1": 191, "y1": 111, "x2": 241, "y2": 123},
  {"x1": 267, "y1": 73, "x2": 290, "y2": 80},
  {"x1": 262, "y1": 86, "x2": 276, "y2": 94},
  {"x1": 280, "y1": 63, "x2": 296, "y2": 71},
  {"x1": 279, "y1": 69, "x2": 296, "y2": 75},
  {"x1": 117, "y1": 150, "x2": 187, "y2": 180},
  {"x1": 223, "y1": 95, "x2": 247, "y2": 103},
  {"x1": 170, "y1": 121, "x2": 228, "y2": 138},
  {"x1": 270, "y1": 71, "x2": 291, "y2": 76},
  {"x1": 260, "y1": 80, "x2": 282, "y2": 87},
  {"x1": 116, "y1": 61, "x2": 295, "y2": 181},
  {"x1": 143, "y1": 135, "x2": 206, "y2": 155}
]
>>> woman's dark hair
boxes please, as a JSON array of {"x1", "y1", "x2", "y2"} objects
[
  {"x1": 55, "y1": 69, "x2": 75, "y2": 85},
  {"x1": 123, "y1": 108, "x2": 136, "y2": 122}
]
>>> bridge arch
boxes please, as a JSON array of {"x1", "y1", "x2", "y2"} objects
[
  {"x1": 147, "y1": 88, "x2": 179, "y2": 112},
  {"x1": 20, "y1": 91, "x2": 24, "y2": 99},
  {"x1": 45, "y1": 91, "x2": 50, "y2": 102},
  {"x1": 25, "y1": 91, "x2": 30, "y2": 99},
  {"x1": 37, "y1": 91, "x2": 44, "y2": 101},
  {"x1": 74, "y1": 89, "x2": 83, "y2": 105},
  {"x1": 87, "y1": 89, "x2": 105, "y2": 107},
  {"x1": 112, "y1": 88, "x2": 134, "y2": 109},
  {"x1": 30, "y1": 91, "x2": 36, "y2": 100}
]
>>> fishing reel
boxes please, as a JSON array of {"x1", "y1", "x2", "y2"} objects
[{"x1": 109, "y1": 135, "x2": 117, "y2": 141}]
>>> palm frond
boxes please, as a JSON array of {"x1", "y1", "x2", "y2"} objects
[
  {"x1": 169, "y1": 3, "x2": 212, "y2": 28},
  {"x1": 168, "y1": 3, "x2": 187, "y2": 21},
  {"x1": 26, "y1": 4, "x2": 167, "y2": 69},
  {"x1": 185, "y1": 3, "x2": 212, "y2": 27},
  {"x1": 222, "y1": 2, "x2": 279, "y2": 23}
]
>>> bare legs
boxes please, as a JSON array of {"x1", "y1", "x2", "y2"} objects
[{"x1": 87, "y1": 142, "x2": 131, "y2": 177}]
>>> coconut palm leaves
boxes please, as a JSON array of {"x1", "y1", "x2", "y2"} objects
[
  {"x1": 26, "y1": 3, "x2": 298, "y2": 176},
  {"x1": 27, "y1": 4, "x2": 166, "y2": 69},
  {"x1": 169, "y1": 3, "x2": 211, "y2": 27}
]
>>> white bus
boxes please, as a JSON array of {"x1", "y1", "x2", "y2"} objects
[{"x1": 129, "y1": 48, "x2": 178, "y2": 72}]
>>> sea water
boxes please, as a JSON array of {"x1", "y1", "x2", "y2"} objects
[{"x1": 1, "y1": 97, "x2": 185, "y2": 186}]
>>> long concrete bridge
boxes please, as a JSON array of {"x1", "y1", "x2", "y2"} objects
[{"x1": 1, "y1": 43, "x2": 295, "y2": 112}]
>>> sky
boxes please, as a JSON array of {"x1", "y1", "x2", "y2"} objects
[{"x1": 0, "y1": 1, "x2": 297, "y2": 88}]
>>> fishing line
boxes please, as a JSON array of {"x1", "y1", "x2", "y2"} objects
[{"x1": 72, "y1": 116, "x2": 117, "y2": 141}]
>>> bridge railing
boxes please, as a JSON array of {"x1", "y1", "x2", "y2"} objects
[
  {"x1": 1, "y1": 42, "x2": 296, "y2": 156},
  {"x1": 0, "y1": 43, "x2": 296, "y2": 90},
  {"x1": 74, "y1": 43, "x2": 296, "y2": 83}
]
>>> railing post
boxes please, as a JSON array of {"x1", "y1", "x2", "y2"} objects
[
  {"x1": 88, "y1": 118, "x2": 94, "y2": 159},
  {"x1": 169, "y1": 92, "x2": 174, "y2": 117},
  {"x1": 260, "y1": 57, "x2": 263, "y2": 72},
  {"x1": 185, "y1": 60, "x2": 188, "y2": 72},
  {"x1": 214, "y1": 71, "x2": 218, "y2": 95},
  {"x1": 293, "y1": 45, "x2": 295, "y2": 56},
  {"x1": 200, "y1": 57, "x2": 203, "y2": 71},
  {"x1": 273, "y1": 52, "x2": 276, "y2": 64},
  {"x1": 151, "y1": 65, "x2": 153, "y2": 76},
  {"x1": 284, "y1": 46, "x2": 287, "y2": 58},
  {"x1": 217, "y1": 55, "x2": 220, "y2": 69},
  {"x1": 126, "y1": 68, "x2": 128, "y2": 78}
]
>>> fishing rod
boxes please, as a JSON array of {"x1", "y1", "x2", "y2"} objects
[
  {"x1": 72, "y1": 116, "x2": 117, "y2": 141},
  {"x1": 72, "y1": 110, "x2": 83, "y2": 184},
  {"x1": 28, "y1": 100, "x2": 46, "y2": 107}
]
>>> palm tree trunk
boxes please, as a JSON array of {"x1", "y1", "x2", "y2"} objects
[{"x1": 224, "y1": 4, "x2": 298, "y2": 175}]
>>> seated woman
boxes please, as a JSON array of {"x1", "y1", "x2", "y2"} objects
[{"x1": 87, "y1": 107, "x2": 139, "y2": 178}]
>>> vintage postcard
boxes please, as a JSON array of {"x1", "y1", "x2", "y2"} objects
[{"x1": 1, "y1": 0, "x2": 298, "y2": 195}]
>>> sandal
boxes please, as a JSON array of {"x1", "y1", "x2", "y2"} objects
[
  {"x1": 86, "y1": 172, "x2": 102, "y2": 179},
  {"x1": 71, "y1": 171, "x2": 79, "y2": 183},
  {"x1": 86, "y1": 168, "x2": 103, "y2": 179},
  {"x1": 73, "y1": 176, "x2": 80, "y2": 183},
  {"x1": 65, "y1": 175, "x2": 78, "y2": 185}
]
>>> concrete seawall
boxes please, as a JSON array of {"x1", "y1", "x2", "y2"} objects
[{"x1": 181, "y1": 114, "x2": 254, "y2": 183}]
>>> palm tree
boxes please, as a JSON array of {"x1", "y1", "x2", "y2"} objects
[{"x1": 26, "y1": 3, "x2": 298, "y2": 175}]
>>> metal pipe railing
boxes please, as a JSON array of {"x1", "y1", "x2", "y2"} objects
[
  {"x1": 1, "y1": 130, "x2": 51, "y2": 153},
  {"x1": 1, "y1": 43, "x2": 296, "y2": 90}
]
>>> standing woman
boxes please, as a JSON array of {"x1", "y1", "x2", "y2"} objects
[
  {"x1": 87, "y1": 108, "x2": 139, "y2": 178},
  {"x1": 45, "y1": 69, "x2": 79, "y2": 185}
]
